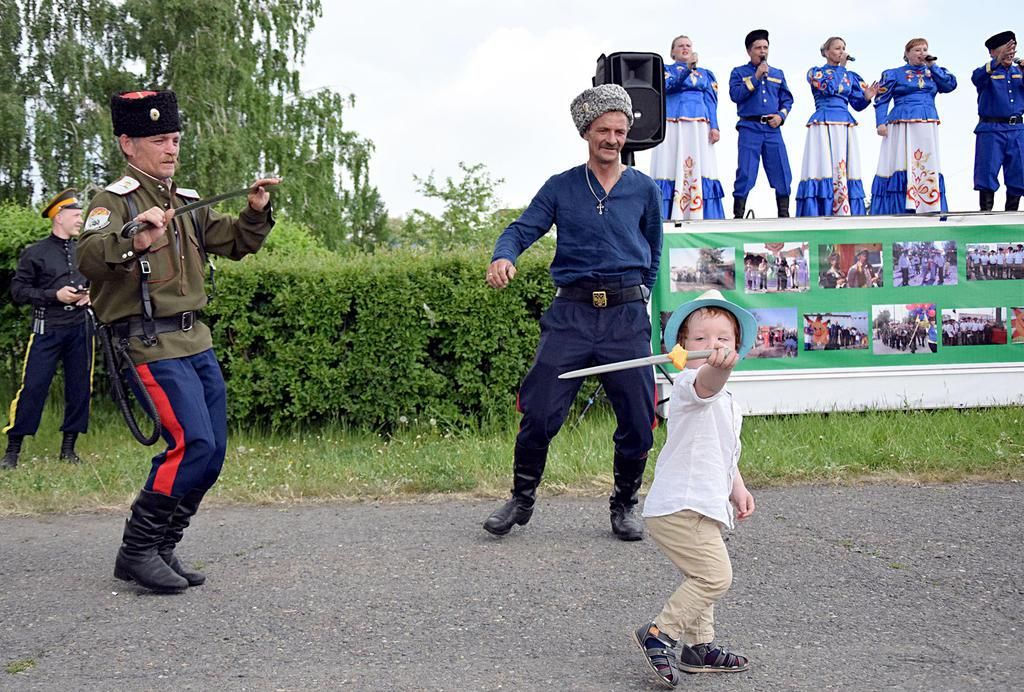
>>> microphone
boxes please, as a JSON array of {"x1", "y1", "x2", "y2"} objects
[
  {"x1": 1014, "y1": 57, "x2": 1024, "y2": 68},
  {"x1": 924, "y1": 55, "x2": 938, "y2": 63},
  {"x1": 846, "y1": 55, "x2": 857, "y2": 62}
]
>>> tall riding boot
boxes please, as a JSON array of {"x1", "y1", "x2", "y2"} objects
[
  {"x1": 733, "y1": 197, "x2": 746, "y2": 219},
  {"x1": 980, "y1": 190, "x2": 995, "y2": 212},
  {"x1": 1, "y1": 435, "x2": 22, "y2": 470},
  {"x1": 610, "y1": 452, "x2": 648, "y2": 541},
  {"x1": 776, "y1": 195, "x2": 791, "y2": 218},
  {"x1": 59, "y1": 432, "x2": 82, "y2": 464},
  {"x1": 1006, "y1": 195, "x2": 1020, "y2": 212},
  {"x1": 159, "y1": 488, "x2": 207, "y2": 586},
  {"x1": 483, "y1": 444, "x2": 547, "y2": 536},
  {"x1": 113, "y1": 490, "x2": 189, "y2": 593}
]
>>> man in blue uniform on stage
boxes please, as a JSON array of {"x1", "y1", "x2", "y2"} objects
[
  {"x1": 483, "y1": 84, "x2": 663, "y2": 541},
  {"x1": 729, "y1": 29, "x2": 794, "y2": 218},
  {"x1": 973, "y1": 31, "x2": 1024, "y2": 212},
  {"x1": 2, "y1": 189, "x2": 92, "y2": 470}
]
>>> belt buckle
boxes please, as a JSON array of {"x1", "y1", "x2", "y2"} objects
[
  {"x1": 592, "y1": 291, "x2": 608, "y2": 308},
  {"x1": 181, "y1": 312, "x2": 194, "y2": 331},
  {"x1": 760, "y1": 115, "x2": 771, "y2": 125},
  {"x1": 1011, "y1": 115, "x2": 1020, "y2": 125}
]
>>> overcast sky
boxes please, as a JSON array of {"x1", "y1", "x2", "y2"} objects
[{"x1": 302, "y1": 1, "x2": 1010, "y2": 218}]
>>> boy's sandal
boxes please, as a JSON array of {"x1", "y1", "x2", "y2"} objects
[
  {"x1": 678, "y1": 642, "x2": 750, "y2": 674},
  {"x1": 632, "y1": 623, "x2": 680, "y2": 688}
]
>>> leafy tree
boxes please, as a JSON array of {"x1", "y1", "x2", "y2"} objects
[
  {"x1": 397, "y1": 162, "x2": 518, "y2": 251},
  {"x1": 0, "y1": 0, "x2": 32, "y2": 202},
  {"x1": 7, "y1": 0, "x2": 385, "y2": 245}
]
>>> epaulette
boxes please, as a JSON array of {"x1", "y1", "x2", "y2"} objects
[
  {"x1": 176, "y1": 187, "x2": 200, "y2": 200},
  {"x1": 105, "y1": 176, "x2": 140, "y2": 195}
]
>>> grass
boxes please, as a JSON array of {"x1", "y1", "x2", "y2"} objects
[
  {"x1": 5, "y1": 659, "x2": 35, "y2": 674},
  {"x1": 1, "y1": 394, "x2": 1022, "y2": 516}
]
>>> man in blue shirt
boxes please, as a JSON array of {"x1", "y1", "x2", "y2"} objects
[
  {"x1": 729, "y1": 29, "x2": 794, "y2": 218},
  {"x1": 484, "y1": 84, "x2": 663, "y2": 541},
  {"x1": 973, "y1": 31, "x2": 1024, "y2": 212}
]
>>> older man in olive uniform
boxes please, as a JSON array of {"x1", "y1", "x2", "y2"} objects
[
  {"x1": 77, "y1": 90, "x2": 279, "y2": 593},
  {"x1": 2, "y1": 189, "x2": 92, "y2": 470}
]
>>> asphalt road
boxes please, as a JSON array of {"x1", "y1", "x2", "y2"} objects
[{"x1": 2, "y1": 482, "x2": 1021, "y2": 691}]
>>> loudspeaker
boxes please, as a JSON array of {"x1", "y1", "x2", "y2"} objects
[{"x1": 593, "y1": 52, "x2": 665, "y2": 153}]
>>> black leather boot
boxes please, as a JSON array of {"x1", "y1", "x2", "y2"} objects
[
  {"x1": 1006, "y1": 195, "x2": 1020, "y2": 212},
  {"x1": 980, "y1": 189, "x2": 995, "y2": 211},
  {"x1": 483, "y1": 444, "x2": 547, "y2": 536},
  {"x1": 776, "y1": 195, "x2": 791, "y2": 218},
  {"x1": 159, "y1": 488, "x2": 207, "y2": 586},
  {"x1": 610, "y1": 452, "x2": 647, "y2": 541},
  {"x1": 59, "y1": 432, "x2": 82, "y2": 464},
  {"x1": 732, "y1": 197, "x2": 746, "y2": 219},
  {"x1": 114, "y1": 490, "x2": 189, "y2": 593},
  {"x1": 1, "y1": 435, "x2": 22, "y2": 470}
]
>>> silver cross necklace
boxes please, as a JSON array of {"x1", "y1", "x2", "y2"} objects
[{"x1": 585, "y1": 164, "x2": 620, "y2": 215}]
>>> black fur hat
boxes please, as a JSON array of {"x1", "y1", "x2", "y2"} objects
[{"x1": 111, "y1": 90, "x2": 181, "y2": 137}]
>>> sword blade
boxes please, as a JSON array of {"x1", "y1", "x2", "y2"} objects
[
  {"x1": 120, "y1": 183, "x2": 279, "y2": 238},
  {"x1": 558, "y1": 350, "x2": 714, "y2": 379},
  {"x1": 171, "y1": 184, "x2": 278, "y2": 218}
]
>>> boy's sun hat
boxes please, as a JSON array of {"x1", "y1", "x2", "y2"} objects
[{"x1": 663, "y1": 289, "x2": 758, "y2": 357}]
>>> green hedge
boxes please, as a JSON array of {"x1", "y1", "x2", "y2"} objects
[
  {"x1": 0, "y1": 203, "x2": 50, "y2": 383},
  {"x1": 1, "y1": 200, "x2": 556, "y2": 429},
  {"x1": 205, "y1": 247, "x2": 553, "y2": 429}
]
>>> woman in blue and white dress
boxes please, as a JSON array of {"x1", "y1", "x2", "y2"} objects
[
  {"x1": 796, "y1": 37, "x2": 877, "y2": 216},
  {"x1": 870, "y1": 38, "x2": 957, "y2": 214},
  {"x1": 650, "y1": 35, "x2": 725, "y2": 220}
]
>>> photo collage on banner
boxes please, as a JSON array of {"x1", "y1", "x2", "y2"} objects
[{"x1": 656, "y1": 231, "x2": 1024, "y2": 367}]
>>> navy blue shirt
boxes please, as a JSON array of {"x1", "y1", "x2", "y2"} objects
[
  {"x1": 10, "y1": 233, "x2": 89, "y2": 327},
  {"x1": 972, "y1": 58, "x2": 1024, "y2": 132},
  {"x1": 729, "y1": 62, "x2": 794, "y2": 125},
  {"x1": 492, "y1": 165, "x2": 663, "y2": 288}
]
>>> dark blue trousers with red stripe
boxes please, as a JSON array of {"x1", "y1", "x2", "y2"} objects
[
  {"x1": 516, "y1": 296, "x2": 656, "y2": 459},
  {"x1": 133, "y1": 349, "x2": 227, "y2": 497},
  {"x1": 3, "y1": 323, "x2": 93, "y2": 437}
]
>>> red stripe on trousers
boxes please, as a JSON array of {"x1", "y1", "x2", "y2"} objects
[{"x1": 136, "y1": 363, "x2": 186, "y2": 496}]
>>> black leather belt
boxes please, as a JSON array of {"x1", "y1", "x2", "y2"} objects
[
  {"x1": 555, "y1": 285, "x2": 646, "y2": 308},
  {"x1": 741, "y1": 115, "x2": 774, "y2": 124},
  {"x1": 980, "y1": 115, "x2": 1024, "y2": 124},
  {"x1": 109, "y1": 311, "x2": 197, "y2": 339}
]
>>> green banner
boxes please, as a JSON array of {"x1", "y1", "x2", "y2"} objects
[{"x1": 652, "y1": 218, "x2": 1024, "y2": 371}]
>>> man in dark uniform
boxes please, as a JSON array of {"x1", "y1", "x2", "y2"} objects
[
  {"x1": 729, "y1": 29, "x2": 794, "y2": 218},
  {"x1": 77, "y1": 90, "x2": 279, "y2": 593},
  {"x1": 2, "y1": 189, "x2": 92, "y2": 470},
  {"x1": 483, "y1": 84, "x2": 663, "y2": 541},
  {"x1": 973, "y1": 31, "x2": 1024, "y2": 212}
]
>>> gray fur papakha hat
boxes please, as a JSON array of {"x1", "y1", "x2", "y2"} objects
[{"x1": 570, "y1": 84, "x2": 634, "y2": 135}]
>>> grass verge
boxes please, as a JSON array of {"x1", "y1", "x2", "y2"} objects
[{"x1": 1, "y1": 400, "x2": 1021, "y2": 516}]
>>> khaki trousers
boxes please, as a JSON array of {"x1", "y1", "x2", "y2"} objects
[{"x1": 647, "y1": 509, "x2": 732, "y2": 646}]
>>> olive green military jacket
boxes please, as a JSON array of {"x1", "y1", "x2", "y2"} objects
[{"x1": 77, "y1": 166, "x2": 274, "y2": 364}]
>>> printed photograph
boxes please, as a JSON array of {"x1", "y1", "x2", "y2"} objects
[
  {"x1": 747, "y1": 308, "x2": 799, "y2": 359},
  {"x1": 802, "y1": 312, "x2": 869, "y2": 351},
  {"x1": 818, "y1": 243, "x2": 884, "y2": 289},
  {"x1": 669, "y1": 247, "x2": 736, "y2": 292},
  {"x1": 1012, "y1": 307, "x2": 1024, "y2": 345},
  {"x1": 871, "y1": 303, "x2": 937, "y2": 355},
  {"x1": 742, "y1": 242, "x2": 810, "y2": 294},
  {"x1": 892, "y1": 241, "x2": 958, "y2": 287},
  {"x1": 941, "y1": 307, "x2": 1008, "y2": 346},
  {"x1": 965, "y1": 242, "x2": 1024, "y2": 281}
]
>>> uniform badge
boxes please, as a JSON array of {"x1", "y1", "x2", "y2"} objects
[
  {"x1": 150, "y1": 108, "x2": 160, "y2": 121},
  {"x1": 85, "y1": 207, "x2": 111, "y2": 232}
]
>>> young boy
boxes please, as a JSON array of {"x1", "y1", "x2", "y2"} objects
[{"x1": 632, "y1": 289, "x2": 757, "y2": 687}]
